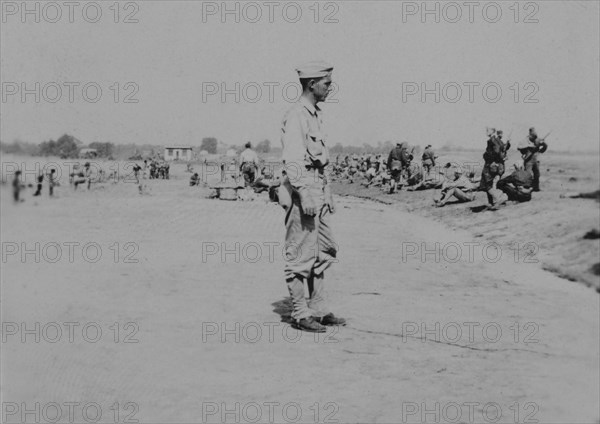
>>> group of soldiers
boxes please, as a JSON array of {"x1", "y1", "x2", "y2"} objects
[
  {"x1": 329, "y1": 126, "x2": 549, "y2": 210},
  {"x1": 9, "y1": 155, "x2": 175, "y2": 202},
  {"x1": 11, "y1": 168, "x2": 58, "y2": 202},
  {"x1": 331, "y1": 145, "x2": 437, "y2": 192},
  {"x1": 331, "y1": 143, "x2": 441, "y2": 193},
  {"x1": 146, "y1": 159, "x2": 170, "y2": 180},
  {"x1": 478, "y1": 126, "x2": 548, "y2": 209}
]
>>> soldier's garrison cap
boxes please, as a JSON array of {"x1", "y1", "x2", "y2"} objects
[{"x1": 296, "y1": 61, "x2": 334, "y2": 79}]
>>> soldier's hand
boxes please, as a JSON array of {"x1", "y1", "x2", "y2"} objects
[
  {"x1": 324, "y1": 185, "x2": 336, "y2": 214},
  {"x1": 298, "y1": 188, "x2": 317, "y2": 216}
]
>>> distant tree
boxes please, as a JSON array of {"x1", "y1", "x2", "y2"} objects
[
  {"x1": 38, "y1": 139, "x2": 57, "y2": 157},
  {"x1": 200, "y1": 137, "x2": 218, "y2": 154},
  {"x1": 58, "y1": 135, "x2": 80, "y2": 158},
  {"x1": 0, "y1": 140, "x2": 27, "y2": 155},
  {"x1": 255, "y1": 139, "x2": 271, "y2": 153}
]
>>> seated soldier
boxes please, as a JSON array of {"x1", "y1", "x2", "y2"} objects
[
  {"x1": 189, "y1": 173, "x2": 200, "y2": 186},
  {"x1": 435, "y1": 167, "x2": 476, "y2": 207},
  {"x1": 407, "y1": 165, "x2": 449, "y2": 191},
  {"x1": 361, "y1": 162, "x2": 380, "y2": 186},
  {"x1": 496, "y1": 161, "x2": 534, "y2": 203}
]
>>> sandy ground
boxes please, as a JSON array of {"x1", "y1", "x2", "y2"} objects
[{"x1": 1, "y1": 158, "x2": 599, "y2": 423}]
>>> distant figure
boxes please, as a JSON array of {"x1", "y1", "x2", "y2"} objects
[
  {"x1": 33, "y1": 174, "x2": 43, "y2": 196},
  {"x1": 239, "y1": 142, "x2": 260, "y2": 187},
  {"x1": 524, "y1": 127, "x2": 549, "y2": 192},
  {"x1": 190, "y1": 172, "x2": 200, "y2": 186},
  {"x1": 220, "y1": 162, "x2": 226, "y2": 182},
  {"x1": 84, "y1": 162, "x2": 92, "y2": 189},
  {"x1": 149, "y1": 160, "x2": 157, "y2": 179},
  {"x1": 69, "y1": 163, "x2": 79, "y2": 185},
  {"x1": 387, "y1": 142, "x2": 410, "y2": 193},
  {"x1": 48, "y1": 169, "x2": 57, "y2": 196},
  {"x1": 497, "y1": 162, "x2": 534, "y2": 203},
  {"x1": 76, "y1": 162, "x2": 92, "y2": 189},
  {"x1": 435, "y1": 167, "x2": 476, "y2": 207},
  {"x1": 422, "y1": 144, "x2": 436, "y2": 173},
  {"x1": 133, "y1": 164, "x2": 142, "y2": 184},
  {"x1": 12, "y1": 170, "x2": 23, "y2": 202},
  {"x1": 387, "y1": 143, "x2": 404, "y2": 193}
]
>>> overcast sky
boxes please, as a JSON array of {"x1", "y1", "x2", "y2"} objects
[{"x1": 1, "y1": 0, "x2": 598, "y2": 151}]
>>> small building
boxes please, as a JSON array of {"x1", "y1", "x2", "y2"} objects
[
  {"x1": 79, "y1": 148, "x2": 97, "y2": 159},
  {"x1": 164, "y1": 147, "x2": 193, "y2": 161}
]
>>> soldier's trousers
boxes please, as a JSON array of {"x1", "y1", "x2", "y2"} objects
[
  {"x1": 479, "y1": 162, "x2": 505, "y2": 204},
  {"x1": 526, "y1": 160, "x2": 540, "y2": 190},
  {"x1": 284, "y1": 180, "x2": 337, "y2": 320}
]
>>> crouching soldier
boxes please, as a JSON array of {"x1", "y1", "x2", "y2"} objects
[{"x1": 496, "y1": 161, "x2": 534, "y2": 203}]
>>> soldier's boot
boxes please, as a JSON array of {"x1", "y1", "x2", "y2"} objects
[{"x1": 296, "y1": 317, "x2": 326, "y2": 333}]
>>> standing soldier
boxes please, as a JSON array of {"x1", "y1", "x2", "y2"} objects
[
  {"x1": 12, "y1": 170, "x2": 23, "y2": 202},
  {"x1": 422, "y1": 144, "x2": 436, "y2": 174},
  {"x1": 33, "y1": 173, "x2": 44, "y2": 196},
  {"x1": 279, "y1": 60, "x2": 345, "y2": 333},
  {"x1": 496, "y1": 130, "x2": 511, "y2": 161},
  {"x1": 479, "y1": 128, "x2": 508, "y2": 206},
  {"x1": 48, "y1": 169, "x2": 57, "y2": 197},
  {"x1": 387, "y1": 142, "x2": 405, "y2": 194},
  {"x1": 239, "y1": 141, "x2": 260, "y2": 187},
  {"x1": 525, "y1": 127, "x2": 549, "y2": 192},
  {"x1": 84, "y1": 162, "x2": 92, "y2": 190}
]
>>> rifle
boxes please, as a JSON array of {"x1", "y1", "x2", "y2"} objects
[
  {"x1": 540, "y1": 131, "x2": 552, "y2": 141},
  {"x1": 535, "y1": 131, "x2": 551, "y2": 154}
]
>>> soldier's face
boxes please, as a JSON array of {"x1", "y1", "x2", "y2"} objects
[{"x1": 312, "y1": 75, "x2": 333, "y2": 102}]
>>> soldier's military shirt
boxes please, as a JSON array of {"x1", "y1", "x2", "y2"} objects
[{"x1": 281, "y1": 96, "x2": 329, "y2": 188}]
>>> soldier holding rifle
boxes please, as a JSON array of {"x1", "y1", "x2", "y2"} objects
[{"x1": 522, "y1": 127, "x2": 550, "y2": 192}]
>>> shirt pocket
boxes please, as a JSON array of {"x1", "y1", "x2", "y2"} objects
[{"x1": 306, "y1": 130, "x2": 328, "y2": 166}]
